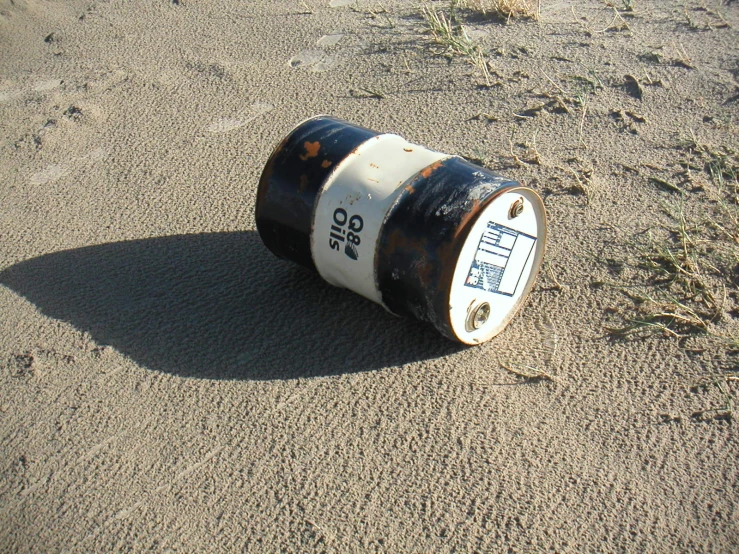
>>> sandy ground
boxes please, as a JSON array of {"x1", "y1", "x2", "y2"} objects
[{"x1": 1, "y1": 0, "x2": 738, "y2": 551}]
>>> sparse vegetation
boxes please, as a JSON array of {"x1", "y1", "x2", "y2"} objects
[
  {"x1": 605, "y1": 0, "x2": 635, "y2": 12},
  {"x1": 561, "y1": 160, "x2": 594, "y2": 202},
  {"x1": 500, "y1": 361, "x2": 556, "y2": 381},
  {"x1": 461, "y1": 0, "x2": 539, "y2": 20},
  {"x1": 606, "y1": 142, "x2": 739, "y2": 349},
  {"x1": 603, "y1": 142, "x2": 739, "y2": 419},
  {"x1": 422, "y1": 2, "x2": 477, "y2": 58},
  {"x1": 692, "y1": 372, "x2": 738, "y2": 420},
  {"x1": 422, "y1": 1, "x2": 493, "y2": 85},
  {"x1": 421, "y1": 0, "x2": 541, "y2": 84}
]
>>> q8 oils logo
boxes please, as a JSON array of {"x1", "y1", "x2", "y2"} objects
[{"x1": 328, "y1": 207, "x2": 363, "y2": 260}]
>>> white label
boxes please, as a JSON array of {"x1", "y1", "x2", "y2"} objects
[
  {"x1": 464, "y1": 222, "x2": 537, "y2": 296},
  {"x1": 311, "y1": 134, "x2": 447, "y2": 304}
]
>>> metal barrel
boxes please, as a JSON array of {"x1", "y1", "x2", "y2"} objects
[{"x1": 256, "y1": 116, "x2": 547, "y2": 344}]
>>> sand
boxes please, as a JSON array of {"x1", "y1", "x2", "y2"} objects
[{"x1": 1, "y1": 0, "x2": 738, "y2": 551}]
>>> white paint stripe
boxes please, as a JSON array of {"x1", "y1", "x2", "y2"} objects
[{"x1": 311, "y1": 134, "x2": 447, "y2": 304}]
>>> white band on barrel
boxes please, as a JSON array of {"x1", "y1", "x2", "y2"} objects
[{"x1": 311, "y1": 134, "x2": 447, "y2": 304}]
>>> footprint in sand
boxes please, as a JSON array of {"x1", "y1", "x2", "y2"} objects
[
  {"x1": 465, "y1": 28, "x2": 488, "y2": 40},
  {"x1": 288, "y1": 49, "x2": 323, "y2": 69},
  {"x1": 0, "y1": 78, "x2": 63, "y2": 104},
  {"x1": 316, "y1": 33, "x2": 344, "y2": 47},
  {"x1": 289, "y1": 33, "x2": 352, "y2": 72},
  {"x1": 207, "y1": 118, "x2": 245, "y2": 134},
  {"x1": 29, "y1": 148, "x2": 107, "y2": 185},
  {"x1": 288, "y1": 49, "x2": 339, "y2": 72},
  {"x1": 0, "y1": 90, "x2": 19, "y2": 104},
  {"x1": 206, "y1": 102, "x2": 274, "y2": 134},
  {"x1": 32, "y1": 79, "x2": 63, "y2": 92},
  {"x1": 30, "y1": 163, "x2": 68, "y2": 185}
]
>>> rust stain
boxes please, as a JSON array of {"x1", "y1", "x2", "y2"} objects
[
  {"x1": 395, "y1": 233, "x2": 432, "y2": 289},
  {"x1": 298, "y1": 174, "x2": 309, "y2": 193},
  {"x1": 299, "y1": 141, "x2": 321, "y2": 161},
  {"x1": 321, "y1": 159, "x2": 332, "y2": 168},
  {"x1": 420, "y1": 160, "x2": 443, "y2": 179},
  {"x1": 380, "y1": 229, "x2": 429, "y2": 279},
  {"x1": 403, "y1": 148, "x2": 413, "y2": 152},
  {"x1": 382, "y1": 228, "x2": 425, "y2": 258},
  {"x1": 370, "y1": 163, "x2": 379, "y2": 169}
]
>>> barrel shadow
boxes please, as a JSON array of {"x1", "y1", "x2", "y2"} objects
[{"x1": 0, "y1": 232, "x2": 463, "y2": 380}]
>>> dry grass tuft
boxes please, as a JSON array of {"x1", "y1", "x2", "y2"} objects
[
  {"x1": 422, "y1": 2, "x2": 493, "y2": 85},
  {"x1": 692, "y1": 373, "x2": 738, "y2": 421},
  {"x1": 462, "y1": 0, "x2": 539, "y2": 20},
  {"x1": 500, "y1": 362, "x2": 556, "y2": 382},
  {"x1": 606, "y1": 142, "x2": 739, "y2": 347}
]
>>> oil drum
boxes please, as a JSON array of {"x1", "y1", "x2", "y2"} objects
[{"x1": 255, "y1": 116, "x2": 546, "y2": 344}]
